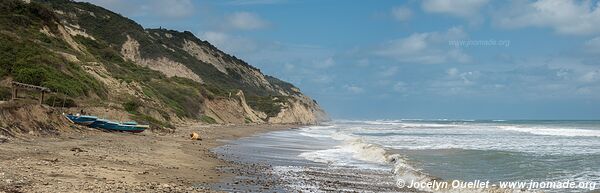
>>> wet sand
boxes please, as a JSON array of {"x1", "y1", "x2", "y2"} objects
[{"x1": 0, "y1": 124, "x2": 298, "y2": 192}]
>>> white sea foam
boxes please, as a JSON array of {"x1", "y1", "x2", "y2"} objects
[
  {"x1": 338, "y1": 137, "x2": 438, "y2": 191},
  {"x1": 297, "y1": 125, "x2": 337, "y2": 138},
  {"x1": 297, "y1": 132, "x2": 332, "y2": 138},
  {"x1": 302, "y1": 125, "x2": 336, "y2": 130},
  {"x1": 298, "y1": 130, "x2": 436, "y2": 191},
  {"x1": 341, "y1": 138, "x2": 390, "y2": 164},
  {"x1": 499, "y1": 126, "x2": 600, "y2": 137},
  {"x1": 295, "y1": 120, "x2": 600, "y2": 192}
]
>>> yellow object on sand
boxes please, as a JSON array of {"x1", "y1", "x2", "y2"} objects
[{"x1": 190, "y1": 132, "x2": 200, "y2": 140}]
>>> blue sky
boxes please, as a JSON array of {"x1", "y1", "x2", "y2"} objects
[{"x1": 82, "y1": 0, "x2": 600, "y2": 120}]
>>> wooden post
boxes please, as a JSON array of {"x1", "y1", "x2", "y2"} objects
[
  {"x1": 10, "y1": 81, "x2": 52, "y2": 104},
  {"x1": 52, "y1": 95, "x2": 56, "y2": 107},
  {"x1": 40, "y1": 91, "x2": 45, "y2": 105},
  {"x1": 12, "y1": 88, "x2": 17, "y2": 100}
]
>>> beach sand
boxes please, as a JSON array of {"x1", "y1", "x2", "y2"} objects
[{"x1": 0, "y1": 124, "x2": 297, "y2": 192}]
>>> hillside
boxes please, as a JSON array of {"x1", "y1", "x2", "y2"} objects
[{"x1": 0, "y1": 0, "x2": 327, "y2": 135}]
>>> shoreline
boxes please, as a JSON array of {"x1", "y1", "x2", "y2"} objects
[
  {"x1": 0, "y1": 123, "x2": 300, "y2": 192},
  {"x1": 211, "y1": 124, "x2": 412, "y2": 192}
]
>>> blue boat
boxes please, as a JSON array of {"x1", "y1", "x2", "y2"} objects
[
  {"x1": 65, "y1": 114, "x2": 98, "y2": 126},
  {"x1": 99, "y1": 121, "x2": 119, "y2": 130},
  {"x1": 89, "y1": 119, "x2": 108, "y2": 128},
  {"x1": 121, "y1": 121, "x2": 138, "y2": 125},
  {"x1": 123, "y1": 124, "x2": 149, "y2": 133},
  {"x1": 65, "y1": 114, "x2": 148, "y2": 133},
  {"x1": 99, "y1": 121, "x2": 147, "y2": 133}
]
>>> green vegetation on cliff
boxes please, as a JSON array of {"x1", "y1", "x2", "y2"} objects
[
  {"x1": 0, "y1": 0, "x2": 326, "y2": 127},
  {"x1": 0, "y1": 0, "x2": 101, "y2": 94}
]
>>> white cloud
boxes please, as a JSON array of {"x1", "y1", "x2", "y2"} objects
[
  {"x1": 383, "y1": 33, "x2": 428, "y2": 53},
  {"x1": 446, "y1": 68, "x2": 479, "y2": 84},
  {"x1": 447, "y1": 49, "x2": 471, "y2": 63},
  {"x1": 227, "y1": 12, "x2": 269, "y2": 30},
  {"x1": 248, "y1": 43, "x2": 332, "y2": 66},
  {"x1": 356, "y1": 58, "x2": 370, "y2": 67},
  {"x1": 393, "y1": 81, "x2": 408, "y2": 92},
  {"x1": 579, "y1": 70, "x2": 600, "y2": 83},
  {"x1": 584, "y1": 37, "x2": 600, "y2": 53},
  {"x1": 447, "y1": 68, "x2": 459, "y2": 77},
  {"x1": 207, "y1": 37, "x2": 336, "y2": 87},
  {"x1": 374, "y1": 26, "x2": 470, "y2": 64},
  {"x1": 201, "y1": 31, "x2": 229, "y2": 45},
  {"x1": 380, "y1": 66, "x2": 400, "y2": 77},
  {"x1": 344, "y1": 85, "x2": 365, "y2": 94},
  {"x1": 419, "y1": 56, "x2": 600, "y2": 98},
  {"x1": 283, "y1": 63, "x2": 295, "y2": 71},
  {"x1": 427, "y1": 68, "x2": 482, "y2": 95},
  {"x1": 313, "y1": 75, "x2": 335, "y2": 84},
  {"x1": 503, "y1": 57, "x2": 600, "y2": 98},
  {"x1": 391, "y1": 6, "x2": 412, "y2": 22},
  {"x1": 199, "y1": 31, "x2": 259, "y2": 54},
  {"x1": 422, "y1": 0, "x2": 489, "y2": 17},
  {"x1": 543, "y1": 58, "x2": 600, "y2": 82},
  {"x1": 494, "y1": 0, "x2": 600, "y2": 35},
  {"x1": 313, "y1": 57, "x2": 336, "y2": 69}
]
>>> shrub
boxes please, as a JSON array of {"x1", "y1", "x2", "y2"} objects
[
  {"x1": 122, "y1": 100, "x2": 141, "y2": 114},
  {"x1": 0, "y1": 33, "x2": 105, "y2": 97},
  {"x1": 0, "y1": 68, "x2": 7, "y2": 77},
  {"x1": 246, "y1": 95, "x2": 287, "y2": 117},
  {"x1": 132, "y1": 113, "x2": 174, "y2": 130},
  {"x1": 144, "y1": 79, "x2": 203, "y2": 118},
  {"x1": 13, "y1": 67, "x2": 46, "y2": 86},
  {"x1": 200, "y1": 115, "x2": 217, "y2": 124},
  {"x1": 0, "y1": 86, "x2": 12, "y2": 101}
]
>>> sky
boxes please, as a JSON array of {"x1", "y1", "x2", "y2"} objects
[{"x1": 80, "y1": 0, "x2": 600, "y2": 120}]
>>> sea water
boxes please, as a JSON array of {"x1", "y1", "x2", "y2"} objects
[{"x1": 214, "y1": 120, "x2": 600, "y2": 192}]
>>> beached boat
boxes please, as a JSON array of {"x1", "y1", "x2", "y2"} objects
[
  {"x1": 65, "y1": 114, "x2": 148, "y2": 133},
  {"x1": 65, "y1": 114, "x2": 98, "y2": 126},
  {"x1": 121, "y1": 121, "x2": 138, "y2": 126},
  {"x1": 98, "y1": 121, "x2": 147, "y2": 133},
  {"x1": 89, "y1": 119, "x2": 108, "y2": 128}
]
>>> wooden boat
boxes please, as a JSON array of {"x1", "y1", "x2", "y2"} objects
[
  {"x1": 65, "y1": 114, "x2": 148, "y2": 133},
  {"x1": 89, "y1": 119, "x2": 108, "y2": 128},
  {"x1": 99, "y1": 121, "x2": 147, "y2": 133},
  {"x1": 65, "y1": 114, "x2": 98, "y2": 126},
  {"x1": 121, "y1": 121, "x2": 138, "y2": 125}
]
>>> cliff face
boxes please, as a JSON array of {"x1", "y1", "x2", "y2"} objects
[{"x1": 0, "y1": 0, "x2": 328, "y2": 129}]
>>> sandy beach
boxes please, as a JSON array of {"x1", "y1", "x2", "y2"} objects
[{"x1": 0, "y1": 124, "x2": 298, "y2": 192}]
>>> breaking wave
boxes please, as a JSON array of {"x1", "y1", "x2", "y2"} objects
[
  {"x1": 499, "y1": 126, "x2": 600, "y2": 137},
  {"x1": 293, "y1": 121, "x2": 600, "y2": 192},
  {"x1": 298, "y1": 130, "x2": 436, "y2": 191}
]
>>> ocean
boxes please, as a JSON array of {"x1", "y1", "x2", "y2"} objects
[{"x1": 214, "y1": 120, "x2": 600, "y2": 192}]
